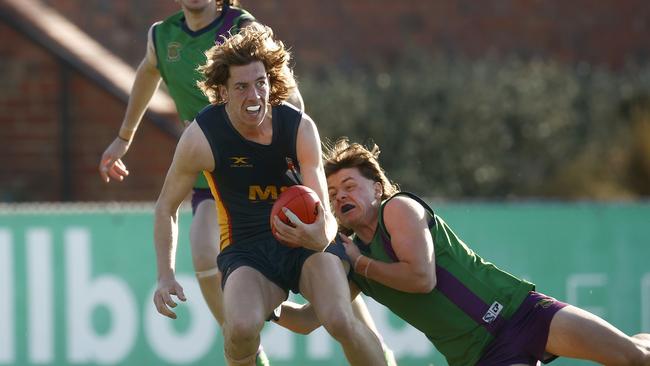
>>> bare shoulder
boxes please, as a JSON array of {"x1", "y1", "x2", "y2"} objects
[
  {"x1": 174, "y1": 122, "x2": 214, "y2": 172},
  {"x1": 384, "y1": 195, "x2": 427, "y2": 222},
  {"x1": 148, "y1": 21, "x2": 162, "y2": 37},
  {"x1": 144, "y1": 22, "x2": 162, "y2": 68},
  {"x1": 299, "y1": 112, "x2": 315, "y2": 128},
  {"x1": 297, "y1": 113, "x2": 319, "y2": 138},
  {"x1": 296, "y1": 113, "x2": 321, "y2": 154}
]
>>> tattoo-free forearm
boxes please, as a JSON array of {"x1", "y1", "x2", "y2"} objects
[
  {"x1": 119, "y1": 60, "x2": 162, "y2": 142},
  {"x1": 153, "y1": 202, "x2": 179, "y2": 280},
  {"x1": 354, "y1": 255, "x2": 436, "y2": 294}
]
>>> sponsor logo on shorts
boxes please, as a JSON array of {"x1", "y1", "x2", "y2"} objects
[
  {"x1": 535, "y1": 297, "x2": 555, "y2": 309},
  {"x1": 482, "y1": 301, "x2": 503, "y2": 324}
]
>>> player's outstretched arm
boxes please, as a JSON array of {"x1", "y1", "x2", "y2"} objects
[
  {"x1": 153, "y1": 122, "x2": 214, "y2": 319},
  {"x1": 273, "y1": 282, "x2": 362, "y2": 334},
  {"x1": 272, "y1": 301, "x2": 319, "y2": 335},
  {"x1": 99, "y1": 24, "x2": 163, "y2": 183}
]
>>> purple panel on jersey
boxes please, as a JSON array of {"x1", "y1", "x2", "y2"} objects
[{"x1": 435, "y1": 266, "x2": 507, "y2": 335}]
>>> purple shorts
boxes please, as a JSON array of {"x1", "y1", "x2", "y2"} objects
[
  {"x1": 476, "y1": 291, "x2": 568, "y2": 366},
  {"x1": 191, "y1": 188, "x2": 214, "y2": 216}
]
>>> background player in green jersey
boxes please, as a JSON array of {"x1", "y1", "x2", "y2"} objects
[
  {"x1": 273, "y1": 138, "x2": 650, "y2": 365},
  {"x1": 152, "y1": 24, "x2": 388, "y2": 366}
]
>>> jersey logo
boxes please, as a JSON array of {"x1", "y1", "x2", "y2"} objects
[
  {"x1": 249, "y1": 185, "x2": 287, "y2": 201},
  {"x1": 535, "y1": 297, "x2": 555, "y2": 309},
  {"x1": 482, "y1": 301, "x2": 503, "y2": 324},
  {"x1": 284, "y1": 157, "x2": 302, "y2": 184},
  {"x1": 167, "y1": 42, "x2": 182, "y2": 62},
  {"x1": 230, "y1": 156, "x2": 253, "y2": 168}
]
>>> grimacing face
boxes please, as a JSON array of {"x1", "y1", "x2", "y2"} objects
[
  {"x1": 221, "y1": 61, "x2": 270, "y2": 129},
  {"x1": 327, "y1": 167, "x2": 382, "y2": 229}
]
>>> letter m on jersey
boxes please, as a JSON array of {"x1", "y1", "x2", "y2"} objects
[{"x1": 249, "y1": 185, "x2": 279, "y2": 201}]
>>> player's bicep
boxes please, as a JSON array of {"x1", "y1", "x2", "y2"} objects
[
  {"x1": 383, "y1": 197, "x2": 435, "y2": 274},
  {"x1": 157, "y1": 123, "x2": 214, "y2": 209},
  {"x1": 144, "y1": 23, "x2": 160, "y2": 71},
  {"x1": 296, "y1": 115, "x2": 328, "y2": 204}
]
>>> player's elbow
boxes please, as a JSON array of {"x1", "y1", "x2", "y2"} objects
[{"x1": 412, "y1": 272, "x2": 436, "y2": 294}]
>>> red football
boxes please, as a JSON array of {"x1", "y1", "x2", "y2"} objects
[{"x1": 270, "y1": 185, "x2": 321, "y2": 247}]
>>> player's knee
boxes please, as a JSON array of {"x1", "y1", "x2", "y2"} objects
[
  {"x1": 190, "y1": 242, "x2": 219, "y2": 270},
  {"x1": 223, "y1": 317, "x2": 262, "y2": 344},
  {"x1": 320, "y1": 307, "x2": 356, "y2": 341}
]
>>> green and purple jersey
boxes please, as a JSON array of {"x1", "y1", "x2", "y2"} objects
[
  {"x1": 152, "y1": 5, "x2": 254, "y2": 188},
  {"x1": 350, "y1": 192, "x2": 534, "y2": 365}
]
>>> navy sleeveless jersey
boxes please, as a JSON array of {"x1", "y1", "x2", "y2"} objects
[{"x1": 195, "y1": 103, "x2": 303, "y2": 250}]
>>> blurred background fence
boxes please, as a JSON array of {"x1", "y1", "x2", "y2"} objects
[{"x1": 1, "y1": 202, "x2": 649, "y2": 366}]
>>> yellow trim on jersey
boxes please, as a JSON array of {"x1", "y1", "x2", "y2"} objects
[{"x1": 203, "y1": 171, "x2": 232, "y2": 250}]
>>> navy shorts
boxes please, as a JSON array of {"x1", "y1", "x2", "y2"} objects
[
  {"x1": 325, "y1": 236, "x2": 350, "y2": 268},
  {"x1": 217, "y1": 237, "x2": 349, "y2": 294},
  {"x1": 191, "y1": 188, "x2": 214, "y2": 216},
  {"x1": 476, "y1": 291, "x2": 568, "y2": 365}
]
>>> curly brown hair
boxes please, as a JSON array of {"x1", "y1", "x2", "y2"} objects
[
  {"x1": 324, "y1": 138, "x2": 400, "y2": 200},
  {"x1": 197, "y1": 23, "x2": 296, "y2": 105}
]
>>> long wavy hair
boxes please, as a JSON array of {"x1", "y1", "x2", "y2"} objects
[
  {"x1": 324, "y1": 138, "x2": 400, "y2": 200},
  {"x1": 197, "y1": 23, "x2": 296, "y2": 105}
]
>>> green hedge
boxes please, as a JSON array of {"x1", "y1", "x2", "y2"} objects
[{"x1": 299, "y1": 53, "x2": 650, "y2": 199}]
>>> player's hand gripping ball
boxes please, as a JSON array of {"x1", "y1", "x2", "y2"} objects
[{"x1": 270, "y1": 185, "x2": 320, "y2": 247}]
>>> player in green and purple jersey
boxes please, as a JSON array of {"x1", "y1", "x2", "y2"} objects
[{"x1": 273, "y1": 138, "x2": 650, "y2": 366}]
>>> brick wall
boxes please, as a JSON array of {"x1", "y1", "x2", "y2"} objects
[
  {"x1": 0, "y1": 22, "x2": 177, "y2": 202},
  {"x1": 42, "y1": 0, "x2": 650, "y2": 71},
  {"x1": 4, "y1": 0, "x2": 649, "y2": 202}
]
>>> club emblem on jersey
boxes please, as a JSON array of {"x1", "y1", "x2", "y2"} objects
[
  {"x1": 482, "y1": 301, "x2": 503, "y2": 324},
  {"x1": 285, "y1": 157, "x2": 302, "y2": 184},
  {"x1": 167, "y1": 42, "x2": 182, "y2": 62},
  {"x1": 230, "y1": 156, "x2": 253, "y2": 168}
]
